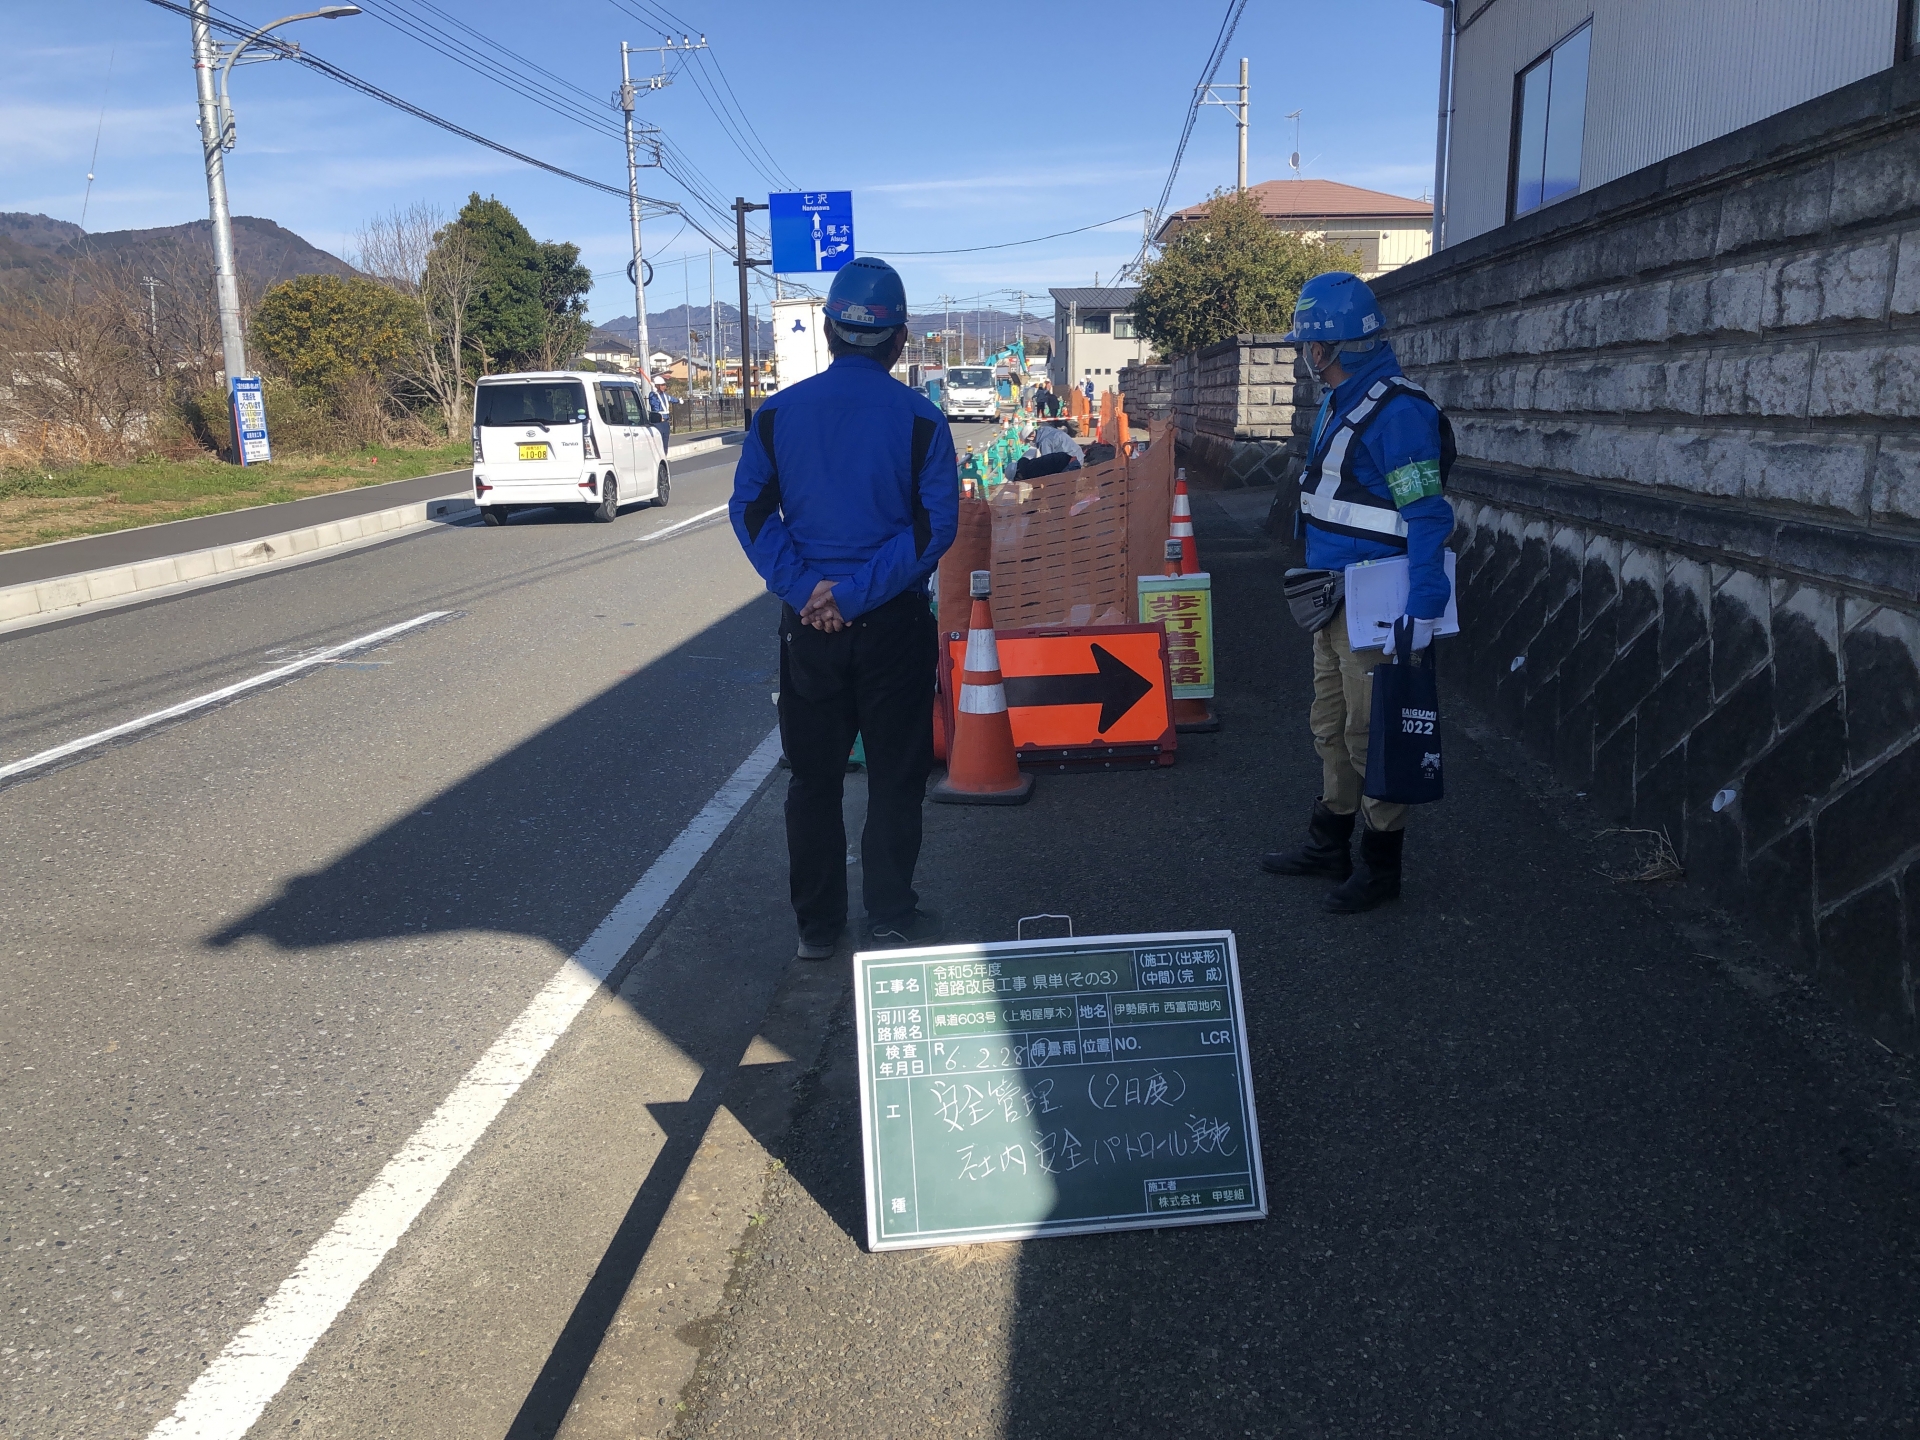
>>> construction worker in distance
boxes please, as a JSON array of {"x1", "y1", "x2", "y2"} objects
[
  {"x1": 1260, "y1": 271, "x2": 1454, "y2": 912},
  {"x1": 729, "y1": 256, "x2": 958, "y2": 959}
]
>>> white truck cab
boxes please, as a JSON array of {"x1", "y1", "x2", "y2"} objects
[
  {"x1": 941, "y1": 366, "x2": 999, "y2": 421},
  {"x1": 471, "y1": 371, "x2": 669, "y2": 525}
]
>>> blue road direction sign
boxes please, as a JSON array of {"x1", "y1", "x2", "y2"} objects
[{"x1": 769, "y1": 191, "x2": 854, "y2": 274}]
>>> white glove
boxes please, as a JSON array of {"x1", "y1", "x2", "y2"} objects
[{"x1": 1382, "y1": 616, "x2": 1440, "y2": 657}]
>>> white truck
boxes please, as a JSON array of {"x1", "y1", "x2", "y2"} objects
[{"x1": 772, "y1": 297, "x2": 829, "y2": 391}]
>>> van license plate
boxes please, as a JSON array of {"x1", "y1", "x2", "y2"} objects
[{"x1": 517, "y1": 443, "x2": 549, "y2": 461}]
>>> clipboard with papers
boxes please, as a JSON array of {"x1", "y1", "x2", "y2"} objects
[{"x1": 1344, "y1": 550, "x2": 1461, "y2": 651}]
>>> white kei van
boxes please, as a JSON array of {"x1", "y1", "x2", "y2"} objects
[
  {"x1": 941, "y1": 366, "x2": 999, "y2": 420},
  {"x1": 471, "y1": 371, "x2": 669, "y2": 525}
]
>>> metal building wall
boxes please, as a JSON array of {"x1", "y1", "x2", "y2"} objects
[{"x1": 1445, "y1": 0, "x2": 1900, "y2": 246}]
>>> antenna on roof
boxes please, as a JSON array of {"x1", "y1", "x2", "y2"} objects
[{"x1": 1286, "y1": 109, "x2": 1303, "y2": 177}]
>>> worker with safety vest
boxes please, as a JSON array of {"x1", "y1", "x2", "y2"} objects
[
  {"x1": 729, "y1": 256, "x2": 958, "y2": 959},
  {"x1": 1260, "y1": 271, "x2": 1454, "y2": 912}
]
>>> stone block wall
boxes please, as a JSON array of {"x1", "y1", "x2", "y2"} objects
[
  {"x1": 1117, "y1": 363, "x2": 1172, "y2": 430},
  {"x1": 1166, "y1": 336, "x2": 1315, "y2": 486},
  {"x1": 1372, "y1": 61, "x2": 1920, "y2": 1046}
]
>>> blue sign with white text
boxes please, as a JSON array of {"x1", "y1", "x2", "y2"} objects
[{"x1": 769, "y1": 191, "x2": 854, "y2": 274}]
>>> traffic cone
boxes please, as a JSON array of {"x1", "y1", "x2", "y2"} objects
[
  {"x1": 1171, "y1": 469, "x2": 1200, "y2": 575},
  {"x1": 931, "y1": 571, "x2": 1034, "y2": 806},
  {"x1": 1162, "y1": 538, "x2": 1220, "y2": 734}
]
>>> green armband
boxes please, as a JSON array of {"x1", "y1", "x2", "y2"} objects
[{"x1": 1386, "y1": 458, "x2": 1443, "y2": 508}]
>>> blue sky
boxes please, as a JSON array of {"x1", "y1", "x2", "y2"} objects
[{"x1": 7, "y1": 0, "x2": 1447, "y2": 324}]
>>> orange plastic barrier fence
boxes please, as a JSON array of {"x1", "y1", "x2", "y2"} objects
[{"x1": 935, "y1": 417, "x2": 1175, "y2": 636}]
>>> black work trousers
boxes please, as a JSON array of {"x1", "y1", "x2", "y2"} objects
[{"x1": 778, "y1": 589, "x2": 937, "y2": 942}]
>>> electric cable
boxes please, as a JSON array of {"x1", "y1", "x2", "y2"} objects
[
  {"x1": 1118, "y1": 0, "x2": 1249, "y2": 281},
  {"x1": 143, "y1": 0, "x2": 742, "y2": 256},
  {"x1": 867, "y1": 210, "x2": 1149, "y2": 257}
]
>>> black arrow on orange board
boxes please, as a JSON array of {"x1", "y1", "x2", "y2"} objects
[{"x1": 1002, "y1": 644, "x2": 1155, "y2": 733}]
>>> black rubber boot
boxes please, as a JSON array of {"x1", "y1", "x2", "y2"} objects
[
  {"x1": 1324, "y1": 822, "x2": 1404, "y2": 913},
  {"x1": 1260, "y1": 801, "x2": 1356, "y2": 880}
]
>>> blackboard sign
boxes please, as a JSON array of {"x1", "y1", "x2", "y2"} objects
[{"x1": 854, "y1": 930, "x2": 1267, "y2": 1250}]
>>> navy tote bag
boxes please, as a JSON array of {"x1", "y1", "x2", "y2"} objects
[{"x1": 1364, "y1": 619, "x2": 1444, "y2": 805}]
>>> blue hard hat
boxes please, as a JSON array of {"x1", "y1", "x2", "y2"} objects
[
  {"x1": 824, "y1": 256, "x2": 908, "y2": 333},
  {"x1": 1283, "y1": 271, "x2": 1386, "y2": 344}
]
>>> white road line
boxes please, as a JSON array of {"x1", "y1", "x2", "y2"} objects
[
  {"x1": 0, "y1": 611, "x2": 451, "y2": 783},
  {"x1": 146, "y1": 725, "x2": 783, "y2": 1440},
  {"x1": 637, "y1": 501, "x2": 729, "y2": 545}
]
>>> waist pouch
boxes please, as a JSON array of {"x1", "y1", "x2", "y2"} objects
[{"x1": 1283, "y1": 567, "x2": 1344, "y2": 633}]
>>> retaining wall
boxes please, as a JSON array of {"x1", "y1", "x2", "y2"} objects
[
  {"x1": 1153, "y1": 336, "x2": 1315, "y2": 487},
  {"x1": 1372, "y1": 60, "x2": 1920, "y2": 1046}
]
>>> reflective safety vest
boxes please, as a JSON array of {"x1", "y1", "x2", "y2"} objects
[{"x1": 1298, "y1": 376, "x2": 1454, "y2": 551}]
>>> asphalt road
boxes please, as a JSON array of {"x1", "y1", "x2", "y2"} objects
[
  {"x1": 0, "y1": 421, "x2": 1003, "y2": 1439},
  {"x1": 666, "y1": 491, "x2": 1920, "y2": 1439}
]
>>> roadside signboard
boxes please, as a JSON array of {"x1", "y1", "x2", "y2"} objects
[
  {"x1": 229, "y1": 376, "x2": 271, "y2": 465},
  {"x1": 940, "y1": 623, "x2": 1176, "y2": 768},
  {"x1": 769, "y1": 191, "x2": 854, "y2": 274},
  {"x1": 855, "y1": 930, "x2": 1267, "y2": 1251},
  {"x1": 1138, "y1": 573, "x2": 1215, "y2": 698}
]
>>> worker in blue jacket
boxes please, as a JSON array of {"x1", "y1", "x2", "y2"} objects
[
  {"x1": 729, "y1": 257, "x2": 958, "y2": 958},
  {"x1": 1260, "y1": 271, "x2": 1454, "y2": 912}
]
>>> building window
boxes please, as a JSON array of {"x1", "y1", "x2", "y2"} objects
[
  {"x1": 1510, "y1": 20, "x2": 1592, "y2": 220},
  {"x1": 1080, "y1": 314, "x2": 1110, "y2": 335},
  {"x1": 1112, "y1": 313, "x2": 1137, "y2": 339},
  {"x1": 1903, "y1": 0, "x2": 1920, "y2": 60}
]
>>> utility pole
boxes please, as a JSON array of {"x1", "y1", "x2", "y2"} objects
[
  {"x1": 1200, "y1": 57, "x2": 1250, "y2": 192},
  {"x1": 619, "y1": 35, "x2": 705, "y2": 383},
  {"x1": 141, "y1": 275, "x2": 163, "y2": 376},
  {"x1": 733, "y1": 197, "x2": 768, "y2": 411},
  {"x1": 189, "y1": 0, "x2": 249, "y2": 394},
  {"x1": 707, "y1": 248, "x2": 716, "y2": 397}
]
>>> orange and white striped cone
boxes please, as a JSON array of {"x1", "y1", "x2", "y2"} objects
[
  {"x1": 1171, "y1": 469, "x2": 1200, "y2": 575},
  {"x1": 931, "y1": 571, "x2": 1034, "y2": 806}
]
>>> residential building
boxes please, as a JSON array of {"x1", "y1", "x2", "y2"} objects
[
  {"x1": 1437, "y1": 0, "x2": 1913, "y2": 247},
  {"x1": 581, "y1": 333, "x2": 637, "y2": 374},
  {"x1": 1157, "y1": 179, "x2": 1433, "y2": 277},
  {"x1": 1048, "y1": 287, "x2": 1150, "y2": 393}
]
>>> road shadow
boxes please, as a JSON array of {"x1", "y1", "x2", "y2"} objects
[
  {"x1": 672, "y1": 495, "x2": 1920, "y2": 1437},
  {"x1": 208, "y1": 592, "x2": 816, "y2": 1436},
  {"x1": 983, "y1": 511, "x2": 1920, "y2": 1435}
]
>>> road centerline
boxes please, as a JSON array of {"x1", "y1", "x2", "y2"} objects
[{"x1": 145, "y1": 724, "x2": 783, "y2": 1440}]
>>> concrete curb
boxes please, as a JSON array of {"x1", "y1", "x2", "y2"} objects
[
  {"x1": 0, "y1": 492, "x2": 477, "y2": 627},
  {"x1": 0, "y1": 432, "x2": 740, "y2": 630}
]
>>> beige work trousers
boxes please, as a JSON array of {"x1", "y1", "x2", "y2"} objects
[{"x1": 1310, "y1": 602, "x2": 1407, "y2": 833}]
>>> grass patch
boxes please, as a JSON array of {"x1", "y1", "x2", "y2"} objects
[{"x1": 0, "y1": 443, "x2": 472, "y2": 553}]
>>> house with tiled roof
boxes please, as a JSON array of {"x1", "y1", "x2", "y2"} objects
[{"x1": 1156, "y1": 179, "x2": 1434, "y2": 277}]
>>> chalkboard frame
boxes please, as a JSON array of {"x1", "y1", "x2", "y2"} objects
[{"x1": 854, "y1": 929, "x2": 1267, "y2": 1252}]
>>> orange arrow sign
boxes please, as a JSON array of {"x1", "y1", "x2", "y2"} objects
[{"x1": 943, "y1": 624, "x2": 1176, "y2": 760}]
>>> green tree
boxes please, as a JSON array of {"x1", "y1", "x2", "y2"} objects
[
  {"x1": 533, "y1": 239, "x2": 592, "y2": 370},
  {"x1": 252, "y1": 273, "x2": 420, "y2": 398},
  {"x1": 1133, "y1": 188, "x2": 1359, "y2": 356},
  {"x1": 442, "y1": 194, "x2": 593, "y2": 374},
  {"x1": 450, "y1": 192, "x2": 545, "y2": 371}
]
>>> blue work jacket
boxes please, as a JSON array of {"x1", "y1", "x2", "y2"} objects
[
  {"x1": 1302, "y1": 343, "x2": 1455, "y2": 619},
  {"x1": 728, "y1": 355, "x2": 960, "y2": 620}
]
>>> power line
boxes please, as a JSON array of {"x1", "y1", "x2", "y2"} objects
[
  {"x1": 1119, "y1": 0, "x2": 1250, "y2": 281},
  {"x1": 867, "y1": 209, "x2": 1149, "y2": 257},
  {"x1": 141, "y1": 0, "x2": 742, "y2": 256}
]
